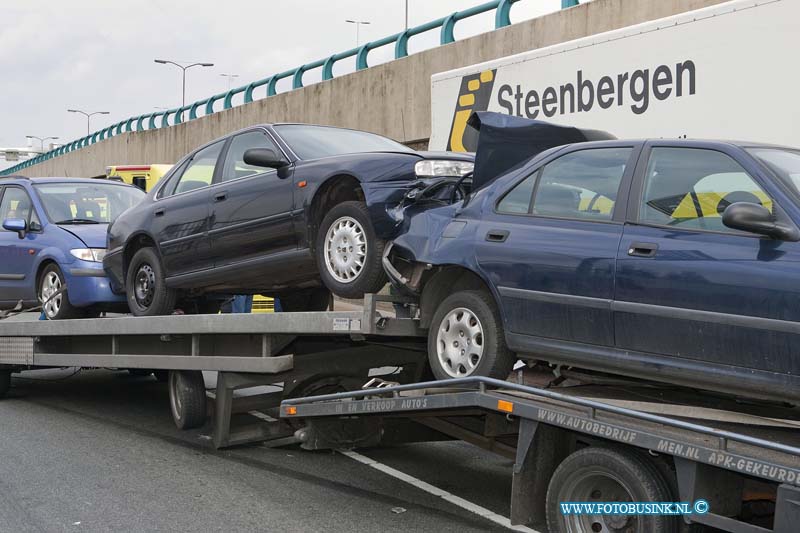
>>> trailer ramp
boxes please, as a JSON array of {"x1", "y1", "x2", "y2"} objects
[{"x1": 281, "y1": 377, "x2": 800, "y2": 532}]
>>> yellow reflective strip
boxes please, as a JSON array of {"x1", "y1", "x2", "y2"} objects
[
  {"x1": 480, "y1": 70, "x2": 494, "y2": 83},
  {"x1": 459, "y1": 94, "x2": 475, "y2": 107},
  {"x1": 467, "y1": 79, "x2": 480, "y2": 91}
]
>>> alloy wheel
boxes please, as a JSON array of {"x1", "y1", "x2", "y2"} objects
[
  {"x1": 323, "y1": 216, "x2": 367, "y2": 284},
  {"x1": 40, "y1": 271, "x2": 63, "y2": 319},
  {"x1": 436, "y1": 307, "x2": 484, "y2": 377}
]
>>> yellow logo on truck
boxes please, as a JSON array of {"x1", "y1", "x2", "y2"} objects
[{"x1": 446, "y1": 69, "x2": 496, "y2": 152}]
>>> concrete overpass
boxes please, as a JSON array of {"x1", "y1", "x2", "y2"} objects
[{"x1": 12, "y1": 0, "x2": 726, "y2": 178}]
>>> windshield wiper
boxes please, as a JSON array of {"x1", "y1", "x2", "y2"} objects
[{"x1": 55, "y1": 218, "x2": 101, "y2": 225}]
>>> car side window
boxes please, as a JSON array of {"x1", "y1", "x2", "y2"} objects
[
  {"x1": 167, "y1": 141, "x2": 224, "y2": 196},
  {"x1": 639, "y1": 147, "x2": 772, "y2": 233},
  {"x1": 497, "y1": 174, "x2": 536, "y2": 214},
  {"x1": 220, "y1": 131, "x2": 281, "y2": 183},
  {"x1": 0, "y1": 187, "x2": 37, "y2": 230},
  {"x1": 497, "y1": 148, "x2": 631, "y2": 219}
]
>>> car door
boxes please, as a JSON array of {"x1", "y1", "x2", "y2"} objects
[
  {"x1": 476, "y1": 145, "x2": 639, "y2": 346},
  {"x1": 0, "y1": 185, "x2": 44, "y2": 305},
  {"x1": 615, "y1": 143, "x2": 800, "y2": 377},
  {"x1": 152, "y1": 141, "x2": 223, "y2": 276},
  {"x1": 208, "y1": 129, "x2": 295, "y2": 266}
]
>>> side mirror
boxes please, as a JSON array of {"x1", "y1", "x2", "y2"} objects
[
  {"x1": 243, "y1": 148, "x2": 287, "y2": 169},
  {"x1": 722, "y1": 202, "x2": 800, "y2": 241},
  {"x1": 3, "y1": 218, "x2": 27, "y2": 239}
]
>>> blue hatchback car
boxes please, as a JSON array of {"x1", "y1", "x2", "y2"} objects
[
  {"x1": 387, "y1": 132, "x2": 800, "y2": 405},
  {"x1": 0, "y1": 177, "x2": 144, "y2": 319}
]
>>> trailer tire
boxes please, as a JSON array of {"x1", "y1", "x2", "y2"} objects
[
  {"x1": 0, "y1": 371, "x2": 10, "y2": 398},
  {"x1": 427, "y1": 290, "x2": 514, "y2": 379},
  {"x1": 169, "y1": 370, "x2": 206, "y2": 430},
  {"x1": 546, "y1": 446, "x2": 678, "y2": 533}
]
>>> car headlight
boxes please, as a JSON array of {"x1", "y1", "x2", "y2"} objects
[
  {"x1": 415, "y1": 160, "x2": 474, "y2": 178},
  {"x1": 70, "y1": 248, "x2": 107, "y2": 262}
]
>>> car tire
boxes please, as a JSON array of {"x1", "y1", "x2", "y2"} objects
[
  {"x1": 427, "y1": 290, "x2": 514, "y2": 380},
  {"x1": 39, "y1": 263, "x2": 82, "y2": 320},
  {"x1": 546, "y1": 447, "x2": 678, "y2": 533},
  {"x1": 168, "y1": 370, "x2": 207, "y2": 430},
  {"x1": 316, "y1": 201, "x2": 387, "y2": 299},
  {"x1": 126, "y1": 247, "x2": 176, "y2": 317}
]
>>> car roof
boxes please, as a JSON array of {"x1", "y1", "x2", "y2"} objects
[
  {"x1": 563, "y1": 138, "x2": 796, "y2": 150},
  {"x1": 1, "y1": 177, "x2": 130, "y2": 185}
]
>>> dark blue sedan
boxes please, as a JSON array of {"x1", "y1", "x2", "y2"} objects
[
  {"x1": 104, "y1": 124, "x2": 473, "y2": 316},
  {"x1": 386, "y1": 132, "x2": 800, "y2": 404},
  {"x1": 0, "y1": 177, "x2": 144, "y2": 319}
]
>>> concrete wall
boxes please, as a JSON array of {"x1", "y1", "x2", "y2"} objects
[{"x1": 19, "y1": 0, "x2": 728, "y2": 178}]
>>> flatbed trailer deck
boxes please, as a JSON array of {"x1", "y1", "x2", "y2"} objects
[
  {"x1": 1, "y1": 297, "x2": 799, "y2": 532},
  {"x1": 282, "y1": 377, "x2": 800, "y2": 532},
  {"x1": 0, "y1": 294, "x2": 427, "y2": 447}
]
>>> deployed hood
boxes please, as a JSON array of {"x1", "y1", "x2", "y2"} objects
[
  {"x1": 58, "y1": 223, "x2": 109, "y2": 248},
  {"x1": 468, "y1": 112, "x2": 615, "y2": 191}
]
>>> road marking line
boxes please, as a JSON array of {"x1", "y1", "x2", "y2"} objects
[
  {"x1": 339, "y1": 449, "x2": 540, "y2": 533},
  {"x1": 249, "y1": 410, "x2": 278, "y2": 422}
]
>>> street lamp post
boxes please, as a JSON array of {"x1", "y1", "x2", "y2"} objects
[
  {"x1": 345, "y1": 19, "x2": 371, "y2": 47},
  {"x1": 154, "y1": 59, "x2": 214, "y2": 109},
  {"x1": 26, "y1": 135, "x2": 59, "y2": 153},
  {"x1": 67, "y1": 109, "x2": 110, "y2": 135},
  {"x1": 405, "y1": 0, "x2": 409, "y2": 30},
  {"x1": 220, "y1": 73, "x2": 239, "y2": 90}
]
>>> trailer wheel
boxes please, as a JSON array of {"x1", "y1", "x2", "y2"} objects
[
  {"x1": 428, "y1": 290, "x2": 514, "y2": 379},
  {"x1": 168, "y1": 370, "x2": 207, "y2": 430},
  {"x1": 546, "y1": 447, "x2": 678, "y2": 533},
  {"x1": 0, "y1": 371, "x2": 10, "y2": 398}
]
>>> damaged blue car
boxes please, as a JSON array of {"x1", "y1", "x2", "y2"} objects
[{"x1": 385, "y1": 112, "x2": 800, "y2": 405}]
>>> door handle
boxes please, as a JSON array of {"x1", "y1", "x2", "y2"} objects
[
  {"x1": 214, "y1": 192, "x2": 228, "y2": 202},
  {"x1": 154, "y1": 208, "x2": 165, "y2": 217},
  {"x1": 486, "y1": 229, "x2": 510, "y2": 243},
  {"x1": 627, "y1": 242, "x2": 659, "y2": 258}
]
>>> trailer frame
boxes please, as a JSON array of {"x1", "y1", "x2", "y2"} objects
[{"x1": 281, "y1": 376, "x2": 800, "y2": 532}]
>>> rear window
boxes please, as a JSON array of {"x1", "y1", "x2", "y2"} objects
[{"x1": 274, "y1": 124, "x2": 412, "y2": 160}]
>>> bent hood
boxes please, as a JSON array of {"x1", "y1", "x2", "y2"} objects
[
  {"x1": 468, "y1": 111, "x2": 615, "y2": 191},
  {"x1": 59, "y1": 224, "x2": 109, "y2": 248}
]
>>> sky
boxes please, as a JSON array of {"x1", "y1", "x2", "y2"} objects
[{"x1": 0, "y1": 0, "x2": 566, "y2": 170}]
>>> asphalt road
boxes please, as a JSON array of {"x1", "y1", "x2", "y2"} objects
[{"x1": 0, "y1": 367, "x2": 520, "y2": 533}]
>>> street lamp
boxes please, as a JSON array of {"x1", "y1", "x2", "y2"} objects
[
  {"x1": 67, "y1": 109, "x2": 110, "y2": 135},
  {"x1": 345, "y1": 19, "x2": 371, "y2": 47},
  {"x1": 154, "y1": 59, "x2": 214, "y2": 109},
  {"x1": 220, "y1": 73, "x2": 239, "y2": 90},
  {"x1": 26, "y1": 135, "x2": 59, "y2": 153}
]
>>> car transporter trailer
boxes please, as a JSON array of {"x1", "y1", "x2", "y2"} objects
[{"x1": 0, "y1": 295, "x2": 799, "y2": 532}]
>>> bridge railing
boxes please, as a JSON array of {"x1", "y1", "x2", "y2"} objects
[{"x1": 2, "y1": 0, "x2": 580, "y2": 175}]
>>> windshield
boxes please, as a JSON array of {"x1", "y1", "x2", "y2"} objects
[
  {"x1": 748, "y1": 147, "x2": 800, "y2": 197},
  {"x1": 274, "y1": 124, "x2": 413, "y2": 160},
  {"x1": 35, "y1": 182, "x2": 144, "y2": 224}
]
